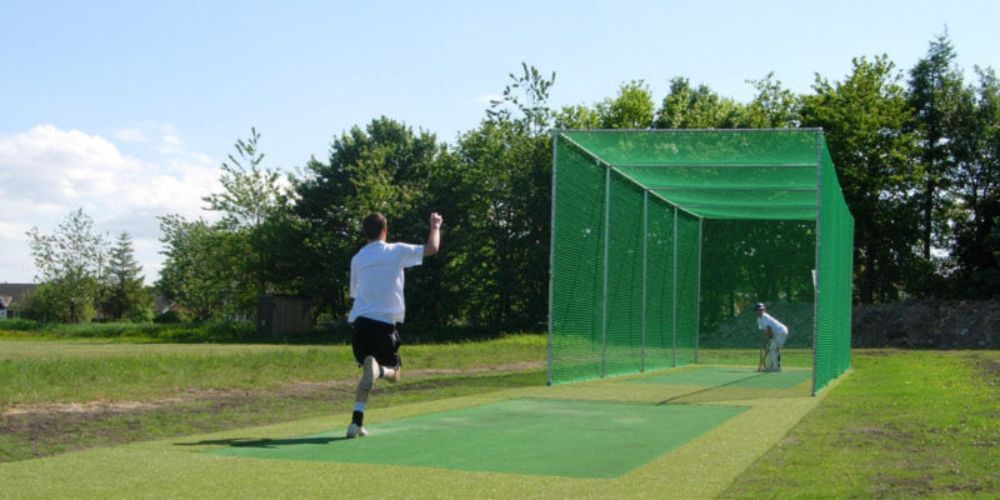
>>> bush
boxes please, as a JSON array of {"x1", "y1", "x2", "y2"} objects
[
  {"x1": 154, "y1": 310, "x2": 190, "y2": 324},
  {"x1": 0, "y1": 318, "x2": 45, "y2": 331},
  {"x1": 19, "y1": 282, "x2": 97, "y2": 323},
  {"x1": 0, "y1": 319, "x2": 258, "y2": 343},
  {"x1": 125, "y1": 304, "x2": 155, "y2": 323}
]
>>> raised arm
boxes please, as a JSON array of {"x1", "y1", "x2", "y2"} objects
[{"x1": 423, "y1": 212, "x2": 443, "y2": 256}]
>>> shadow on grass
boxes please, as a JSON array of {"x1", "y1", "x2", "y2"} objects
[{"x1": 175, "y1": 436, "x2": 348, "y2": 448}]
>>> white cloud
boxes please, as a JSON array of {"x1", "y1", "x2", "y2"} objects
[
  {"x1": 161, "y1": 123, "x2": 183, "y2": 147},
  {"x1": 114, "y1": 128, "x2": 148, "y2": 143},
  {"x1": 0, "y1": 220, "x2": 37, "y2": 283},
  {"x1": 0, "y1": 124, "x2": 222, "y2": 284}
]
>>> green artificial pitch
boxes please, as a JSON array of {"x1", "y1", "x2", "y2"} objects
[{"x1": 206, "y1": 398, "x2": 746, "y2": 478}]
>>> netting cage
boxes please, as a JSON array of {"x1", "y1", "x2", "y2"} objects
[{"x1": 548, "y1": 129, "x2": 853, "y2": 395}]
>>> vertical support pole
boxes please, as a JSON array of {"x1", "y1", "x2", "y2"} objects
[
  {"x1": 641, "y1": 190, "x2": 648, "y2": 373},
  {"x1": 672, "y1": 205, "x2": 678, "y2": 368},
  {"x1": 546, "y1": 131, "x2": 558, "y2": 386},
  {"x1": 812, "y1": 131, "x2": 823, "y2": 396},
  {"x1": 601, "y1": 163, "x2": 610, "y2": 378},
  {"x1": 695, "y1": 216, "x2": 703, "y2": 364}
]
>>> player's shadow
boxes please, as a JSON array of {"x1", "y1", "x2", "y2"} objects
[{"x1": 175, "y1": 436, "x2": 347, "y2": 448}]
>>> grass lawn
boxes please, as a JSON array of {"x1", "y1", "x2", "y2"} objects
[
  {"x1": 1, "y1": 333, "x2": 997, "y2": 498},
  {"x1": 0, "y1": 335, "x2": 545, "y2": 406},
  {"x1": 723, "y1": 350, "x2": 1000, "y2": 498},
  {"x1": 0, "y1": 334, "x2": 546, "y2": 463}
]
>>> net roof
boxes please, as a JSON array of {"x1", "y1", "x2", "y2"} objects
[{"x1": 558, "y1": 129, "x2": 828, "y2": 220}]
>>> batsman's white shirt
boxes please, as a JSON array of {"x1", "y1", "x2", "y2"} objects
[
  {"x1": 349, "y1": 241, "x2": 424, "y2": 325},
  {"x1": 758, "y1": 312, "x2": 789, "y2": 346}
]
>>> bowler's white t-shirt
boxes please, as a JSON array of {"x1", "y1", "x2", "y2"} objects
[
  {"x1": 758, "y1": 312, "x2": 789, "y2": 345},
  {"x1": 349, "y1": 241, "x2": 424, "y2": 325}
]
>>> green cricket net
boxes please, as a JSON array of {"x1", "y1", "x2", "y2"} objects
[{"x1": 548, "y1": 129, "x2": 853, "y2": 395}]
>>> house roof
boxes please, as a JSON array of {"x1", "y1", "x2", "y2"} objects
[
  {"x1": 154, "y1": 293, "x2": 177, "y2": 315},
  {"x1": 0, "y1": 283, "x2": 39, "y2": 307}
]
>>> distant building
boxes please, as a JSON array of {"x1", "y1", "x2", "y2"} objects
[
  {"x1": 0, "y1": 283, "x2": 39, "y2": 319},
  {"x1": 257, "y1": 294, "x2": 313, "y2": 337},
  {"x1": 154, "y1": 293, "x2": 177, "y2": 315}
]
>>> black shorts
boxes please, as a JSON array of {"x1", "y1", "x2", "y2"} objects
[{"x1": 352, "y1": 316, "x2": 401, "y2": 368}]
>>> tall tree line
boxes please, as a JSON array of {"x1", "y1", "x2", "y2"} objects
[{"x1": 151, "y1": 32, "x2": 997, "y2": 330}]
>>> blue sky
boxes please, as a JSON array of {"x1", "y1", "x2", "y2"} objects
[{"x1": 1, "y1": 0, "x2": 998, "y2": 284}]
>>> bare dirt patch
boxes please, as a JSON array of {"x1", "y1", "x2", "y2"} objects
[
  {"x1": 1, "y1": 361, "x2": 542, "y2": 419},
  {"x1": 974, "y1": 355, "x2": 1000, "y2": 386},
  {"x1": 869, "y1": 473, "x2": 934, "y2": 498},
  {"x1": 837, "y1": 425, "x2": 917, "y2": 451},
  {"x1": 405, "y1": 360, "x2": 542, "y2": 377}
]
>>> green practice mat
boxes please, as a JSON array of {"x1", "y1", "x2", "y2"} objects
[
  {"x1": 206, "y1": 398, "x2": 747, "y2": 478},
  {"x1": 631, "y1": 367, "x2": 812, "y2": 389}
]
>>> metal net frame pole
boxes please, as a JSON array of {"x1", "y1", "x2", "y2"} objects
[
  {"x1": 546, "y1": 132, "x2": 559, "y2": 386},
  {"x1": 642, "y1": 190, "x2": 648, "y2": 373},
  {"x1": 601, "y1": 163, "x2": 610, "y2": 379},
  {"x1": 812, "y1": 131, "x2": 822, "y2": 396},
  {"x1": 695, "y1": 217, "x2": 703, "y2": 364},
  {"x1": 672, "y1": 205, "x2": 678, "y2": 367}
]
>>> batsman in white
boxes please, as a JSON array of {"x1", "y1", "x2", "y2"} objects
[
  {"x1": 345, "y1": 211, "x2": 443, "y2": 438},
  {"x1": 755, "y1": 303, "x2": 788, "y2": 372}
]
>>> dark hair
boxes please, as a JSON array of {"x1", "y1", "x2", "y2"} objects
[{"x1": 362, "y1": 212, "x2": 387, "y2": 241}]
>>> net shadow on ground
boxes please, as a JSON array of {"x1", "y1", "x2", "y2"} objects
[
  {"x1": 634, "y1": 366, "x2": 813, "y2": 404},
  {"x1": 535, "y1": 365, "x2": 813, "y2": 405}
]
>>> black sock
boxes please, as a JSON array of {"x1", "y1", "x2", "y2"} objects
[{"x1": 352, "y1": 410, "x2": 364, "y2": 426}]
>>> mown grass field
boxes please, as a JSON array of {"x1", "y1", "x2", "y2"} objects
[
  {"x1": 724, "y1": 349, "x2": 999, "y2": 498},
  {"x1": 0, "y1": 335, "x2": 544, "y2": 405},
  {"x1": 0, "y1": 329, "x2": 996, "y2": 498}
]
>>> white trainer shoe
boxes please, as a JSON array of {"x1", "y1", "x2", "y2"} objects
[{"x1": 346, "y1": 423, "x2": 368, "y2": 438}]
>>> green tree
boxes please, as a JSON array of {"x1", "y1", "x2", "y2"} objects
[
  {"x1": 743, "y1": 72, "x2": 800, "y2": 128},
  {"x1": 25, "y1": 208, "x2": 108, "y2": 322},
  {"x1": 449, "y1": 120, "x2": 551, "y2": 328},
  {"x1": 557, "y1": 80, "x2": 656, "y2": 130},
  {"x1": 293, "y1": 117, "x2": 442, "y2": 319},
  {"x1": 948, "y1": 67, "x2": 1000, "y2": 297},
  {"x1": 487, "y1": 62, "x2": 556, "y2": 136},
  {"x1": 598, "y1": 80, "x2": 656, "y2": 129},
  {"x1": 203, "y1": 127, "x2": 289, "y2": 299},
  {"x1": 801, "y1": 55, "x2": 921, "y2": 303},
  {"x1": 203, "y1": 127, "x2": 287, "y2": 229},
  {"x1": 908, "y1": 32, "x2": 965, "y2": 264},
  {"x1": 20, "y1": 282, "x2": 95, "y2": 323},
  {"x1": 101, "y1": 232, "x2": 153, "y2": 321},
  {"x1": 444, "y1": 64, "x2": 555, "y2": 329},
  {"x1": 655, "y1": 77, "x2": 746, "y2": 129},
  {"x1": 156, "y1": 215, "x2": 250, "y2": 320},
  {"x1": 554, "y1": 104, "x2": 601, "y2": 129}
]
